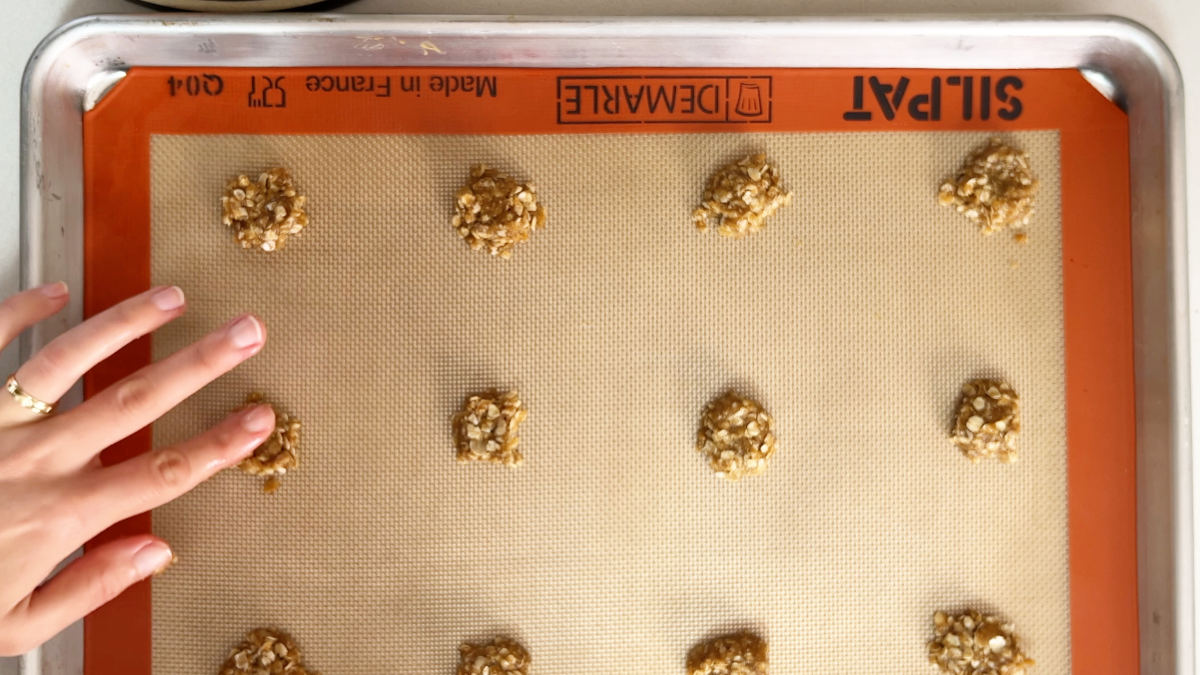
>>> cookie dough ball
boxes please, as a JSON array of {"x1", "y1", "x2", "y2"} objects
[
  {"x1": 950, "y1": 378, "x2": 1020, "y2": 463},
  {"x1": 938, "y1": 138, "x2": 1037, "y2": 238},
  {"x1": 696, "y1": 391, "x2": 778, "y2": 480},
  {"x1": 687, "y1": 632, "x2": 769, "y2": 675},
  {"x1": 453, "y1": 390, "x2": 528, "y2": 467},
  {"x1": 219, "y1": 627, "x2": 318, "y2": 675},
  {"x1": 452, "y1": 165, "x2": 547, "y2": 259},
  {"x1": 928, "y1": 610, "x2": 1034, "y2": 675},
  {"x1": 221, "y1": 168, "x2": 309, "y2": 252},
  {"x1": 236, "y1": 393, "x2": 302, "y2": 493},
  {"x1": 457, "y1": 638, "x2": 530, "y2": 675},
  {"x1": 693, "y1": 153, "x2": 792, "y2": 238}
]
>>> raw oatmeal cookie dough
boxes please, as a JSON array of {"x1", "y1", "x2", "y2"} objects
[
  {"x1": 938, "y1": 138, "x2": 1037, "y2": 239},
  {"x1": 458, "y1": 637, "x2": 530, "y2": 675},
  {"x1": 928, "y1": 610, "x2": 1034, "y2": 675},
  {"x1": 693, "y1": 153, "x2": 792, "y2": 238},
  {"x1": 221, "y1": 168, "x2": 309, "y2": 252},
  {"x1": 687, "y1": 632, "x2": 769, "y2": 675},
  {"x1": 950, "y1": 378, "x2": 1020, "y2": 463},
  {"x1": 453, "y1": 164, "x2": 547, "y2": 259},
  {"x1": 219, "y1": 627, "x2": 318, "y2": 675},
  {"x1": 236, "y1": 393, "x2": 302, "y2": 493},
  {"x1": 453, "y1": 390, "x2": 528, "y2": 467},
  {"x1": 696, "y1": 391, "x2": 778, "y2": 480}
]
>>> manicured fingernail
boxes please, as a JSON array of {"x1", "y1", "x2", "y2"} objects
[
  {"x1": 152, "y1": 554, "x2": 179, "y2": 577},
  {"x1": 241, "y1": 404, "x2": 276, "y2": 433},
  {"x1": 227, "y1": 315, "x2": 263, "y2": 349},
  {"x1": 132, "y1": 541, "x2": 173, "y2": 578},
  {"x1": 151, "y1": 286, "x2": 185, "y2": 311},
  {"x1": 37, "y1": 281, "x2": 68, "y2": 298}
]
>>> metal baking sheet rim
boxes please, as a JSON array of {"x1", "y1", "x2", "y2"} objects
[{"x1": 11, "y1": 14, "x2": 1190, "y2": 675}]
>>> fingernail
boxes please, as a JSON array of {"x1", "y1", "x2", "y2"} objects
[
  {"x1": 151, "y1": 286, "x2": 185, "y2": 311},
  {"x1": 37, "y1": 281, "x2": 68, "y2": 299},
  {"x1": 132, "y1": 541, "x2": 173, "y2": 578},
  {"x1": 241, "y1": 404, "x2": 276, "y2": 433},
  {"x1": 227, "y1": 315, "x2": 263, "y2": 349},
  {"x1": 152, "y1": 554, "x2": 179, "y2": 577}
]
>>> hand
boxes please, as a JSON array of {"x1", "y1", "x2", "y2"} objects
[{"x1": 0, "y1": 283, "x2": 272, "y2": 656}]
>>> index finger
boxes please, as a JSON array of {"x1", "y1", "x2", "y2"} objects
[{"x1": 42, "y1": 314, "x2": 265, "y2": 462}]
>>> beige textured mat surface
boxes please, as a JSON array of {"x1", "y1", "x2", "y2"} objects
[{"x1": 149, "y1": 130, "x2": 1067, "y2": 674}]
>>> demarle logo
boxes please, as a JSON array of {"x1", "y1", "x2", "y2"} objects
[{"x1": 557, "y1": 75, "x2": 772, "y2": 124}]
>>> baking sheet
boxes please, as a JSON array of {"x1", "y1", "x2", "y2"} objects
[{"x1": 148, "y1": 130, "x2": 1067, "y2": 674}]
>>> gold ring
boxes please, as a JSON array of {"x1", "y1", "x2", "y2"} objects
[{"x1": 5, "y1": 374, "x2": 55, "y2": 415}]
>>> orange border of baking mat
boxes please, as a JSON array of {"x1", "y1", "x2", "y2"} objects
[{"x1": 80, "y1": 67, "x2": 1135, "y2": 674}]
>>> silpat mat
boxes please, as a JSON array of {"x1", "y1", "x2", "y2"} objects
[
  {"x1": 147, "y1": 131, "x2": 1066, "y2": 674},
  {"x1": 78, "y1": 67, "x2": 1136, "y2": 675}
]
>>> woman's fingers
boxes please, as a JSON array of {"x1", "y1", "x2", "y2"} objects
[
  {"x1": 12, "y1": 286, "x2": 187, "y2": 407},
  {"x1": 0, "y1": 282, "x2": 68, "y2": 357},
  {"x1": 0, "y1": 402, "x2": 272, "y2": 657},
  {"x1": 81, "y1": 404, "x2": 274, "y2": 529},
  {"x1": 0, "y1": 535, "x2": 172, "y2": 657},
  {"x1": 45, "y1": 313, "x2": 265, "y2": 462}
]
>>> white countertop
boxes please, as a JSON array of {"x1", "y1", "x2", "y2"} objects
[{"x1": 1, "y1": 0, "x2": 1197, "y2": 671}]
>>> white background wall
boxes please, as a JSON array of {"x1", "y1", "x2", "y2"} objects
[{"x1": 0, "y1": 0, "x2": 1196, "y2": 672}]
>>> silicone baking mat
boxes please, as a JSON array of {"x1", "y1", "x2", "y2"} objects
[{"x1": 81, "y1": 68, "x2": 1135, "y2": 675}]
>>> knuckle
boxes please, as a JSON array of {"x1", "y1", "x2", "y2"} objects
[
  {"x1": 111, "y1": 300, "x2": 144, "y2": 330},
  {"x1": 149, "y1": 447, "x2": 193, "y2": 492},
  {"x1": 193, "y1": 337, "x2": 230, "y2": 374},
  {"x1": 29, "y1": 340, "x2": 69, "y2": 378},
  {"x1": 93, "y1": 563, "x2": 134, "y2": 607},
  {"x1": 0, "y1": 428, "x2": 52, "y2": 477},
  {"x1": 211, "y1": 420, "x2": 243, "y2": 450},
  {"x1": 47, "y1": 497, "x2": 93, "y2": 544},
  {"x1": 111, "y1": 377, "x2": 154, "y2": 417}
]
